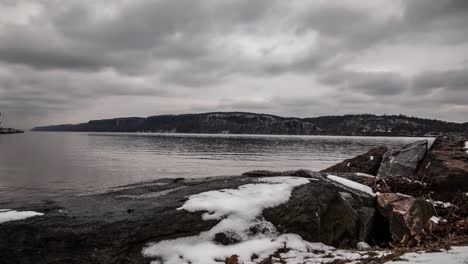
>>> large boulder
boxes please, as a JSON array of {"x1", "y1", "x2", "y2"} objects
[
  {"x1": 376, "y1": 193, "x2": 434, "y2": 242},
  {"x1": 263, "y1": 176, "x2": 377, "y2": 248},
  {"x1": 377, "y1": 140, "x2": 428, "y2": 177},
  {"x1": 415, "y1": 136, "x2": 468, "y2": 200},
  {"x1": 322, "y1": 146, "x2": 388, "y2": 175}
]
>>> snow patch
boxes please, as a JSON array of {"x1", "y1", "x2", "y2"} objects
[
  {"x1": 427, "y1": 199, "x2": 454, "y2": 208},
  {"x1": 370, "y1": 156, "x2": 374, "y2": 161},
  {"x1": 385, "y1": 246, "x2": 468, "y2": 264},
  {"x1": 465, "y1": 141, "x2": 468, "y2": 154},
  {"x1": 0, "y1": 209, "x2": 44, "y2": 224},
  {"x1": 430, "y1": 216, "x2": 446, "y2": 224},
  {"x1": 143, "y1": 177, "x2": 311, "y2": 264},
  {"x1": 327, "y1": 175, "x2": 375, "y2": 196},
  {"x1": 357, "y1": 242, "x2": 371, "y2": 250}
]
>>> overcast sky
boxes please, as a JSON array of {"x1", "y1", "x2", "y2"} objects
[{"x1": 1, "y1": 0, "x2": 467, "y2": 128}]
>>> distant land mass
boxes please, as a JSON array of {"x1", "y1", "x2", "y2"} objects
[{"x1": 32, "y1": 112, "x2": 468, "y2": 136}]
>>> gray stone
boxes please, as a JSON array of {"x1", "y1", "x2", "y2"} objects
[
  {"x1": 263, "y1": 178, "x2": 377, "y2": 248},
  {"x1": 377, "y1": 140, "x2": 428, "y2": 177}
]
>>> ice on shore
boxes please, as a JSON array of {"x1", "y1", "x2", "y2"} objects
[
  {"x1": 385, "y1": 246, "x2": 468, "y2": 264},
  {"x1": 327, "y1": 174, "x2": 376, "y2": 196},
  {"x1": 0, "y1": 209, "x2": 44, "y2": 224}
]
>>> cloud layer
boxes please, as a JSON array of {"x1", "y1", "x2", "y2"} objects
[{"x1": 1, "y1": 0, "x2": 467, "y2": 128}]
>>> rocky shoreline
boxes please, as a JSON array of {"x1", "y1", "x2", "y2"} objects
[
  {"x1": 0, "y1": 136, "x2": 467, "y2": 263},
  {"x1": 0, "y1": 127, "x2": 24, "y2": 134}
]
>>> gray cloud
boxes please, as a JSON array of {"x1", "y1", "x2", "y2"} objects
[{"x1": 0, "y1": 0, "x2": 467, "y2": 128}]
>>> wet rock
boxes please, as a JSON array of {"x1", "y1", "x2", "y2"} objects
[
  {"x1": 263, "y1": 179, "x2": 377, "y2": 248},
  {"x1": 377, "y1": 193, "x2": 434, "y2": 242},
  {"x1": 377, "y1": 140, "x2": 428, "y2": 177},
  {"x1": 0, "y1": 176, "x2": 257, "y2": 264},
  {"x1": 322, "y1": 146, "x2": 388, "y2": 175},
  {"x1": 242, "y1": 169, "x2": 327, "y2": 179}
]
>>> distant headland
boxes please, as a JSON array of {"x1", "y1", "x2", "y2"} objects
[
  {"x1": 0, "y1": 127, "x2": 24, "y2": 134},
  {"x1": 32, "y1": 112, "x2": 468, "y2": 137}
]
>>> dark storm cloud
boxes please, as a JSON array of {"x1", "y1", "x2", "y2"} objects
[{"x1": 0, "y1": 0, "x2": 467, "y2": 128}]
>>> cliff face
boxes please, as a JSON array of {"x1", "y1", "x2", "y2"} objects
[
  {"x1": 32, "y1": 112, "x2": 468, "y2": 136},
  {"x1": 33, "y1": 113, "x2": 321, "y2": 135}
]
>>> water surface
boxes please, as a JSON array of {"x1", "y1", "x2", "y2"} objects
[{"x1": 0, "y1": 132, "x2": 431, "y2": 198}]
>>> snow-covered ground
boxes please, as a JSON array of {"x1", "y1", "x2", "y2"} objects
[
  {"x1": 386, "y1": 246, "x2": 468, "y2": 264},
  {"x1": 0, "y1": 209, "x2": 43, "y2": 224}
]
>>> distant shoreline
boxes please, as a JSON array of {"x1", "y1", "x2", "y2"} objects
[
  {"x1": 32, "y1": 111, "x2": 468, "y2": 137},
  {"x1": 0, "y1": 128, "x2": 24, "y2": 134}
]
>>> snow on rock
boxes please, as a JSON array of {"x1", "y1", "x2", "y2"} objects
[
  {"x1": 465, "y1": 141, "x2": 468, "y2": 154},
  {"x1": 385, "y1": 246, "x2": 468, "y2": 264},
  {"x1": 370, "y1": 156, "x2": 374, "y2": 161},
  {"x1": 0, "y1": 209, "x2": 44, "y2": 224},
  {"x1": 357, "y1": 242, "x2": 371, "y2": 250},
  {"x1": 427, "y1": 199, "x2": 454, "y2": 208},
  {"x1": 429, "y1": 216, "x2": 446, "y2": 224},
  {"x1": 142, "y1": 177, "x2": 311, "y2": 264},
  {"x1": 327, "y1": 175, "x2": 376, "y2": 196}
]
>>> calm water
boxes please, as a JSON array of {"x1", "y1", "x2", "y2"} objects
[{"x1": 0, "y1": 132, "x2": 431, "y2": 197}]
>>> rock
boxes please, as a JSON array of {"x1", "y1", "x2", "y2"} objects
[
  {"x1": 263, "y1": 178, "x2": 377, "y2": 248},
  {"x1": 322, "y1": 146, "x2": 388, "y2": 175},
  {"x1": 377, "y1": 140, "x2": 428, "y2": 177},
  {"x1": 0, "y1": 176, "x2": 257, "y2": 264},
  {"x1": 214, "y1": 232, "x2": 240, "y2": 245},
  {"x1": 0, "y1": 175, "x2": 380, "y2": 263},
  {"x1": 242, "y1": 169, "x2": 327, "y2": 179},
  {"x1": 225, "y1": 255, "x2": 239, "y2": 264},
  {"x1": 376, "y1": 193, "x2": 434, "y2": 242},
  {"x1": 415, "y1": 136, "x2": 468, "y2": 200}
]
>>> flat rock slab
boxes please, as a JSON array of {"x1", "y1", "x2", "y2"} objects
[
  {"x1": 0, "y1": 176, "x2": 255, "y2": 264},
  {"x1": 0, "y1": 174, "x2": 378, "y2": 264}
]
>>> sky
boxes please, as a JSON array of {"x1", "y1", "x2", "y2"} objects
[{"x1": 0, "y1": 0, "x2": 467, "y2": 129}]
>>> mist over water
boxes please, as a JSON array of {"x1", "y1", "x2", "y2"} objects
[{"x1": 0, "y1": 132, "x2": 431, "y2": 198}]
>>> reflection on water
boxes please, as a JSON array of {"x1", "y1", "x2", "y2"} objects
[{"x1": 0, "y1": 132, "x2": 432, "y2": 195}]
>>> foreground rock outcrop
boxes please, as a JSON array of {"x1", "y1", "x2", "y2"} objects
[
  {"x1": 0, "y1": 175, "x2": 378, "y2": 264},
  {"x1": 0, "y1": 136, "x2": 466, "y2": 264}
]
